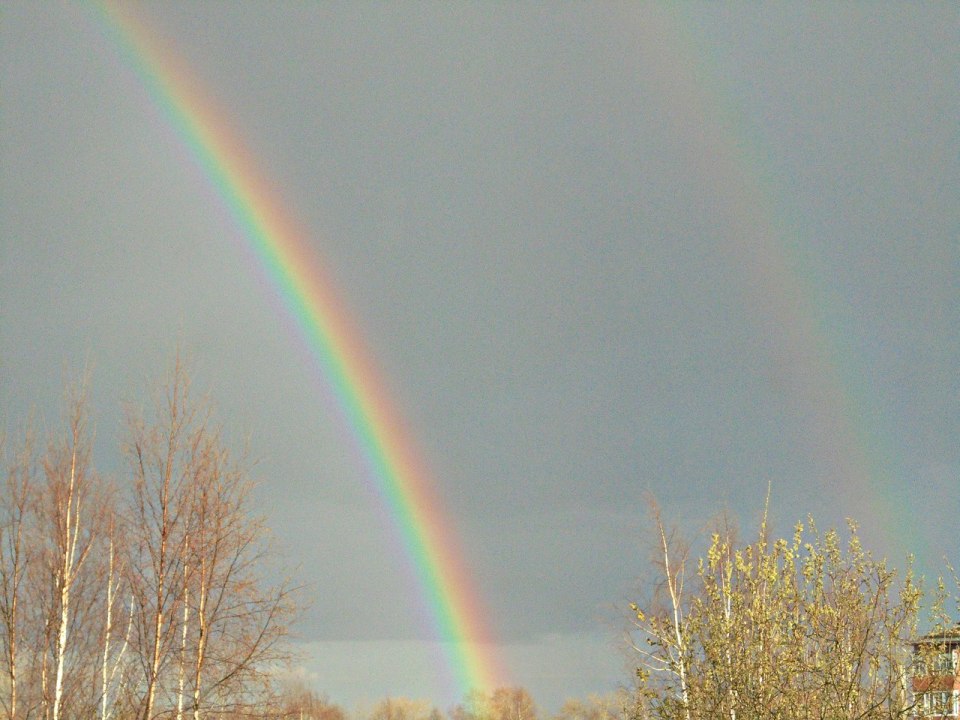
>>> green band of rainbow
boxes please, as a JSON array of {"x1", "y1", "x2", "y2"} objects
[{"x1": 93, "y1": 3, "x2": 503, "y2": 698}]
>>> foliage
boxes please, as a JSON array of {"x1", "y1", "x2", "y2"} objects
[{"x1": 629, "y1": 499, "x2": 926, "y2": 720}]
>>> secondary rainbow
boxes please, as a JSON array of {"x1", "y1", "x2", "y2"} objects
[
  {"x1": 631, "y1": 6, "x2": 905, "y2": 551},
  {"x1": 93, "y1": 3, "x2": 504, "y2": 698}
]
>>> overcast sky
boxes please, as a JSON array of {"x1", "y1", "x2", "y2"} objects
[{"x1": 2, "y1": 1, "x2": 958, "y2": 711}]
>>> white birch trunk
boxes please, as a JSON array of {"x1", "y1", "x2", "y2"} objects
[
  {"x1": 191, "y1": 558, "x2": 207, "y2": 720},
  {"x1": 143, "y1": 559, "x2": 164, "y2": 720},
  {"x1": 176, "y1": 551, "x2": 190, "y2": 720},
  {"x1": 100, "y1": 534, "x2": 117, "y2": 720},
  {"x1": 142, "y1": 431, "x2": 176, "y2": 720},
  {"x1": 657, "y1": 518, "x2": 690, "y2": 720},
  {"x1": 722, "y1": 561, "x2": 736, "y2": 720},
  {"x1": 103, "y1": 597, "x2": 135, "y2": 720},
  {"x1": 40, "y1": 640, "x2": 49, "y2": 720},
  {"x1": 52, "y1": 443, "x2": 80, "y2": 720}
]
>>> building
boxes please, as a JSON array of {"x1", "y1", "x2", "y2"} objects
[{"x1": 913, "y1": 625, "x2": 960, "y2": 718}]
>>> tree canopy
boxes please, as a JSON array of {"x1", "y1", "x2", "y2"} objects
[
  {"x1": 0, "y1": 363, "x2": 296, "y2": 720},
  {"x1": 627, "y1": 499, "x2": 942, "y2": 720}
]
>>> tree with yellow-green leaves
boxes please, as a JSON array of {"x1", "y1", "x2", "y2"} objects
[{"x1": 629, "y1": 498, "x2": 927, "y2": 720}]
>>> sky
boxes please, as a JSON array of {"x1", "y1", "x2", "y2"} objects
[{"x1": 1, "y1": 1, "x2": 958, "y2": 712}]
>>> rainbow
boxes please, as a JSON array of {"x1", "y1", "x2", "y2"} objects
[
  {"x1": 633, "y1": 6, "x2": 904, "y2": 551},
  {"x1": 87, "y1": 1, "x2": 918, "y2": 701},
  {"x1": 92, "y1": 2, "x2": 504, "y2": 699}
]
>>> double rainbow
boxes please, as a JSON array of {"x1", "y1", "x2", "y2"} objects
[
  {"x1": 92, "y1": 1, "x2": 912, "y2": 700},
  {"x1": 94, "y1": 3, "x2": 504, "y2": 698}
]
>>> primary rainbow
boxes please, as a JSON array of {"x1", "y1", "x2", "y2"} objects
[{"x1": 93, "y1": 3, "x2": 503, "y2": 698}]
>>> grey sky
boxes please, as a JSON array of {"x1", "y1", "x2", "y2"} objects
[{"x1": 2, "y1": 1, "x2": 958, "y2": 711}]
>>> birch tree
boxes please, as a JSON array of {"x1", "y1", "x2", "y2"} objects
[
  {"x1": 0, "y1": 430, "x2": 36, "y2": 720},
  {"x1": 629, "y1": 504, "x2": 924, "y2": 720},
  {"x1": 35, "y1": 386, "x2": 105, "y2": 720},
  {"x1": 124, "y1": 359, "x2": 295, "y2": 719},
  {"x1": 629, "y1": 498, "x2": 691, "y2": 720},
  {"x1": 2, "y1": 357, "x2": 298, "y2": 719},
  {"x1": 181, "y1": 434, "x2": 295, "y2": 719},
  {"x1": 98, "y1": 504, "x2": 134, "y2": 720},
  {"x1": 125, "y1": 362, "x2": 202, "y2": 720}
]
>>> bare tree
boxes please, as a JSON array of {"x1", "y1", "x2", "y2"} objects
[
  {"x1": 274, "y1": 678, "x2": 346, "y2": 720},
  {"x1": 366, "y1": 697, "x2": 439, "y2": 720},
  {"x1": 0, "y1": 428, "x2": 36, "y2": 720},
  {"x1": 551, "y1": 691, "x2": 636, "y2": 720},
  {"x1": 124, "y1": 361, "x2": 204, "y2": 720},
  {"x1": 182, "y1": 434, "x2": 295, "y2": 719},
  {"x1": 450, "y1": 687, "x2": 538, "y2": 720},
  {"x1": 2, "y1": 357, "x2": 298, "y2": 720},
  {"x1": 33, "y1": 385, "x2": 106, "y2": 720},
  {"x1": 98, "y1": 501, "x2": 134, "y2": 720},
  {"x1": 124, "y1": 358, "x2": 295, "y2": 719}
]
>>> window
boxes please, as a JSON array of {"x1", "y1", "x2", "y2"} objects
[
  {"x1": 915, "y1": 649, "x2": 957, "y2": 676},
  {"x1": 919, "y1": 691, "x2": 958, "y2": 716},
  {"x1": 934, "y1": 651, "x2": 957, "y2": 674}
]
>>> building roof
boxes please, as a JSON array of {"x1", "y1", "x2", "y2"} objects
[{"x1": 913, "y1": 624, "x2": 960, "y2": 647}]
